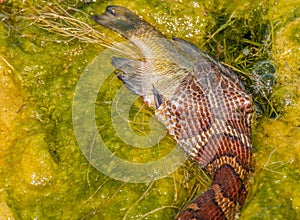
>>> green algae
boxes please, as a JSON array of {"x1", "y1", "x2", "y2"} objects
[
  {"x1": 246, "y1": 119, "x2": 300, "y2": 219},
  {"x1": 242, "y1": 1, "x2": 300, "y2": 218},
  {"x1": 0, "y1": 0, "x2": 299, "y2": 219}
]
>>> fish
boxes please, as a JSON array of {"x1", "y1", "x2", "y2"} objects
[{"x1": 93, "y1": 6, "x2": 253, "y2": 220}]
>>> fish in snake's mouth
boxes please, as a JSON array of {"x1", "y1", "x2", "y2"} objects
[{"x1": 93, "y1": 6, "x2": 253, "y2": 220}]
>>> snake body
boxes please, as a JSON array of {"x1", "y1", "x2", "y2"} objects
[{"x1": 93, "y1": 6, "x2": 253, "y2": 220}]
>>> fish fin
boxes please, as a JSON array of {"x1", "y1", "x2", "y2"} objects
[
  {"x1": 173, "y1": 36, "x2": 245, "y2": 90},
  {"x1": 92, "y1": 6, "x2": 162, "y2": 39},
  {"x1": 152, "y1": 85, "x2": 164, "y2": 108},
  {"x1": 172, "y1": 36, "x2": 218, "y2": 63},
  {"x1": 112, "y1": 57, "x2": 145, "y2": 96},
  {"x1": 172, "y1": 36, "x2": 202, "y2": 58}
]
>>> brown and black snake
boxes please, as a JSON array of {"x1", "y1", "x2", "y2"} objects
[{"x1": 93, "y1": 6, "x2": 253, "y2": 220}]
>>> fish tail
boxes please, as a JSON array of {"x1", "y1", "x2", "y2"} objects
[{"x1": 92, "y1": 6, "x2": 163, "y2": 39}]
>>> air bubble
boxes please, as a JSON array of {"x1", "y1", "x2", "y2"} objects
[
  {"x1": 252, "y1": 60, "x2": 276, "y2": 76},
  {"x1": 261, "y1": 74, "x2": 276, "y2": 88},
  {"x1": 252, "y1": 60, "x2": 277, "y2": 96}
]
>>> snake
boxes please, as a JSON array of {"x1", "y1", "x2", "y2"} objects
[{"x1": 93, "y1": 6, "x2": 253, "y2": 220}]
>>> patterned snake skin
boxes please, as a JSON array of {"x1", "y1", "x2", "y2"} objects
[{"x1": 93, "y1": 6, "x2": 253, "y2": 220}]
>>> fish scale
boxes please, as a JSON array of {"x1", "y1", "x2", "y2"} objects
[{"x1": 93, "y1": 6, "x2": 253, "y2": 220}]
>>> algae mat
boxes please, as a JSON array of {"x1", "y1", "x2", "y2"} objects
[{"x1": 0, "y1": 0, "x2": 299, "y2": 219}]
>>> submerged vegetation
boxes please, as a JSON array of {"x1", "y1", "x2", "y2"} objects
[{"x1": 0, "y1": 0, "x2": 299, "y2": 219}]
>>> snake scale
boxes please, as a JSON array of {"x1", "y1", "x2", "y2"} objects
[{"x1": 93, "y1": 6, "x2": 253, "y2": 220}]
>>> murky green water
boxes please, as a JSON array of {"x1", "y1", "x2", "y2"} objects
[{"x1": 0, "y1": 0, "x2": 299, "y2": 219}]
